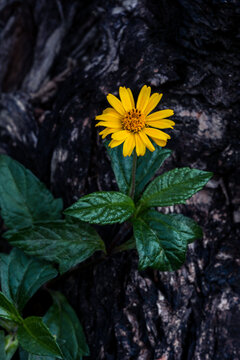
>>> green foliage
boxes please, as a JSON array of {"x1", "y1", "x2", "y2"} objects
[
  {"x1": 8, "y1": 221, "x2": 106, "y2": 274},
  {"x1": 139, "y1": 167, "x2": 213, "y2": 209},
  {"x1": 19, "y1": 348, "x2": 53, "y2": 360},
  {"x1": 64, "y1": 191, "x2": 135, "y2": 225},
  {"x1": 17, "y1": 317, "x2": 62, "y2": 358},
  {"x1": 0, "y1": 156, "x2": 91, "y2": 359},
  {"x1": 106, "y1": 143, "x2": 171, "y2": 198},
  {"x1": 0, "y1": 249, "x2": 57, "y2": 312},
  {"x1": 0, "y1": 331, "x2": 18, "y2": 360},
  {"x1": 106, "y1": 143, "x2": 132, "y2": 195},
  {"x1": 114, "y1": 237, "x2": 136, "y2": 253},
  {"x1": 43, "y1": 292, "x2": 89, "y2": 359},
  {"x1": 0, "y1": 319, "x2": 16, "y2": 333},
  {"x1": 0, "y1": 148, "x2": 212, "y2": 360},
  {"x1": 0, "y1": 155, "x2": 62, "y2": 231},
  {"x1": 0, "y1": 331, "x2": 6, "y2": 359},
  {"x1": 135, "y1": 148, "x2": 172, "y2": 197},
  {"x1": 133, "y1": 210, "x2": 202, "y2": 271},
  {"x1": 0, "y1": 273, "x2": 89, "y2": 359},
  {"x1": 0, "y1": 292, "x2": 22, "y2": 324},
  {"x1": 19, "y1": 292, "x2": 89, "y2": 360},
  {"x1": 141, "y1": 211, "x2": 202, "y2": 244},
  {"x1": 4, "y1": 334, "x2": 18, "y2": 360}
]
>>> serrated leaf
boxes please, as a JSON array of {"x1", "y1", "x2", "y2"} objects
[
  {"x1": 106, "y1": 143, "x2": 171, "y2": 198},
  {"x1": 17, "y1": 317, "x2": 62, "y2": 358},
  {"x1": 0, "y1": 292, "x2": 22, "y2": 324},
  {"x1": 8, "y1": 221, "x2": 106, "y2": 274},
  {"x1": 142, "y1": 211, "x2": 202, "y2": 245},
  {"x1": 139, "y1": 167, "x2": 213, "y2": 209},
  {"x1": 19, "y1": 291, "x2": 88, "y2": 360},
  {"x1": 43, "y1": 291, "x2": 89, "y2": 359},
  {"x1": 0, "y1": 155, "x2": 63, "y2": 231},
  {"x1": 133, "y1": 213, "x2": 189, "y2": 271},
  {"x1": 64, "y1": 191, "x2": 135, "y2": 225},
  {"x1": 0, "y1": 249, "x2": 58, "y2": 312}
]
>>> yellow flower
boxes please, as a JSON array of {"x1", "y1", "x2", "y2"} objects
[{"x1": 95, "y1": 85, "x2": 175, "y2": 157}]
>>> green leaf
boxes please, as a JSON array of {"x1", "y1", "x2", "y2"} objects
[
  {"x1": 4, "y1": 334, "x2": 19, "y2": 360},
  {"x1": 0, "y1": 332, "x2": 17, "y2": 360},
  {"x1": 135, "y1": 147, "x2": 172, "y2": 198},
  {"x1": 106, "y1": 142, "x2": 132, "y2": 195},
  {"x1": 19, "y1": 349, "x2": 28, "y2": 360},
  {"x1": 18, "y1": 290, "x2": 89, "y2": 360},
  {"x1": 0, "y1": 331, "x2": 6, "y2": 360},
  {"x1": 43, "y1": 292, "x2": 89, "y2": 359},
  {"x1": 106, "y1": 143, "x2": 171, "y2": 197},
  {"x1": 0, "y1": 253, "x2": 8, "y2": 278},
  {"x1": 8, "y1": 221, "x2": 106, "y2": 274},
  {"x1": 0, "y1": 292, "x2": 22, "y2": 324},
  {"x1": 64, "y1": 191, "x2": 135, "y2": 225},
  {"x1": 133, "y1": 210, "x2": 199, "y2": 271},
  {"x1": 17, "y1": 317, "x2": 62, "y2": 358},
  {"x1": 19, "y1": 348, "x2": 54, "y2": 360},
  {"x1": 0, "y1": 319, "x2": 17, "y2": 333},
  {"x1": 141, "y1": 211, "x2": 202, "y2": 245},
  {"x1": 114, "y1": 237, "x2": 136, "y2": 253},
  {"x1": 0, "y1": 155, "x2": 63, "y2": 231},
  {"x1": 0, "y1": 249, "x2": 58, "y2": 312},
  {"x1": 139, "y1": 167, "x2": 213, "y2": 209}
]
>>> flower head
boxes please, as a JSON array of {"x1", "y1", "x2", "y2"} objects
[{"x1": 96, "y1": 85, "x2": 175, "y2": 156}]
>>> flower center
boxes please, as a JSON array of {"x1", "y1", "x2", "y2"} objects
[{"x1": 122, "y1": 109, "x2": 145, "y2": 133}]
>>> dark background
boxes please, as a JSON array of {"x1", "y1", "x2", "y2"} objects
[{"x1": 0, "y1": 0, "x2": 240, "y2": 359}]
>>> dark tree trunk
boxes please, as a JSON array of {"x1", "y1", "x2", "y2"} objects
[{"x1": 0, "y1": 0, "x2": 240, "y2": 359}]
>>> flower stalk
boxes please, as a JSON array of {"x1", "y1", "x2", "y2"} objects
[{"x1": 128, "y1": 150, "x2": 137, "y2": 199}]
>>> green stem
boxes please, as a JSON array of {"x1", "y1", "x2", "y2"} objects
[{"x1": 128, "y1": 150, "x2": 137, "y2": 199}]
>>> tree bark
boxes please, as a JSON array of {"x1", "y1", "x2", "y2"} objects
[{"x1": 0, "y1": 0, "x2": 240, "y2": 359}]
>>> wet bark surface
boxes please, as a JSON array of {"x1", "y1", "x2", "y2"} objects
[{"x1": 0, "y1": 0, "x2": 240, "y2": 359}]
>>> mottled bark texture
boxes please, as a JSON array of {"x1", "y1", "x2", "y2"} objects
[{"x1": 0, "y1": 0, "x2": 240, "y2": 359}]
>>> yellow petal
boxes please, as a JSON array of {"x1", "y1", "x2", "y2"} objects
[
  {"x1": 99, "y1": 128, "x2": 120, "y2": 139},
  {"x1": 123, "y1": 134, "x2": 135, "y2": 157},
  {"x1": 127, "y1": 88, "x2": 135, "y2": 108},
  {"x1": 144, "y1": 93, "x2": 163, "y2": 115},
  {"x1": 136, "y1": 85, "x2": 151, "y2": 112},
  {"x1": 95, "y1": 121, "x2": 122, "y2": 128},
  {"x1": 144, "y1": 127, "x2": 170, "y2": 140},
  {"x1": 139, "y1": 131, "x2": 155, "y2": 152},
  {"x1": 103, "y1": 107, "x2": 119, "y2": 115},
  {"x1": 119, "y1": 87, "x2": 132, "y2": 112},
  {"x1": 135, "y1": 133, "x2": 146, "y2": 156},
  {"x1": 107, "y1": 94, "x2": 125, "y2": 115},
  {"x1": 146, "y1": 109, "x2": 174, "y2": 120},
  {"x1": 109, "y1": 139, "x2": 125, "y2": 148},
  {"x1": 95, "y1": 113, "x2": 122, "y2": 121},
  {"x1": 127, "y1": 134, "x2": 136, "y2": 156},
  {"x1": 112, "y1": 130, "x2": 130, "y2": 141},
  {"x1": 152, "y1": 138, "x2": 167, "y2": 147},
  {"x1": 146, "y1": 119, "x2": 175, "y2": 129}
]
